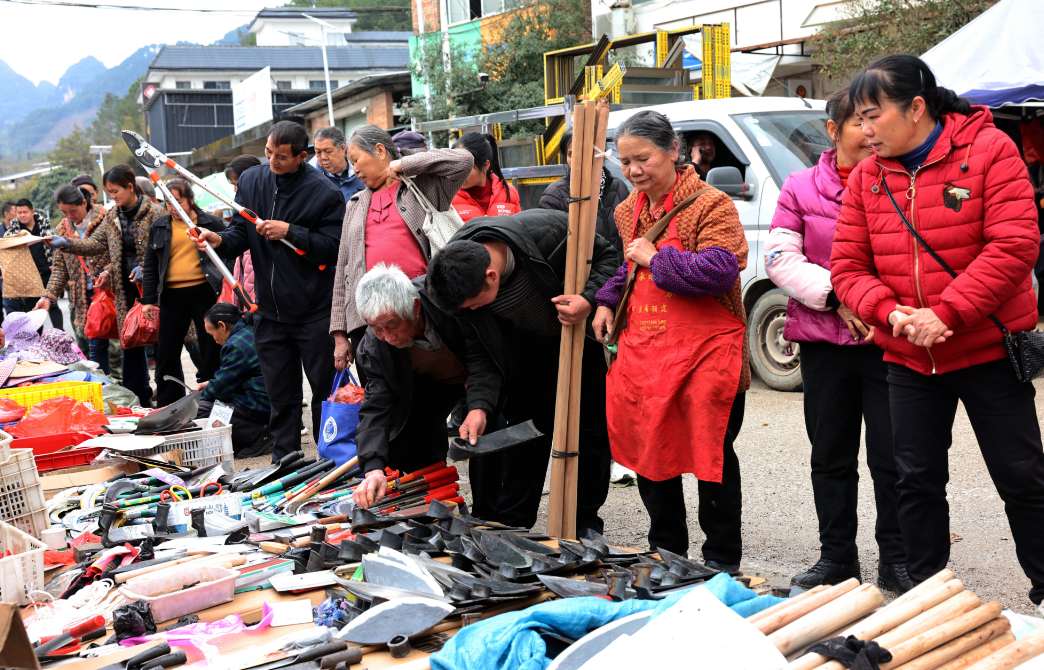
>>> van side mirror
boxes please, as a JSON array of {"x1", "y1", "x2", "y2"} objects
[{"x1": 706, "y1": 166, "x2": 756, "y2": 200}]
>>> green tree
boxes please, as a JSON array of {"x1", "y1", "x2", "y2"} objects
[
  {"x1": 812, "y1": 0, "x2": 998, "y2": 82},
  {"x1": 47, "y1": 126, "x2": 94, "y2": 173},
  {"x1": 239, "y1": 27, "x2": 257, "y2": 45},
  {"x1": 403, "y1": 0, "x2": 591, "y2": 139},
  {"x1": 282, "y1": 0, "x2": 412, "y2": 32},
  {"x1": 19, "y1": 167, "x2": 79, "y2": 221}
]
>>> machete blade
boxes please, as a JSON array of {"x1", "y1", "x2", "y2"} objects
[
  {"x1": 334, "y1": 597, "x2": 453, "y2": 644},
  {"x1": 447, "y1": 420, "x2": 544, "y2": 461}
]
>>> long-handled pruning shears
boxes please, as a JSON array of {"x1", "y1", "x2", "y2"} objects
[{"x1": 121, "y1": 129, "x2": 326, "y2": 271}]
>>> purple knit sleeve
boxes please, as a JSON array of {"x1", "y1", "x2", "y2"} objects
[
  {"x1": 595, "y1": 264, "x2": 628, "y2": 308},
  {"x1": 649, "y1": 246, "x2": 739, "y2": 298}
]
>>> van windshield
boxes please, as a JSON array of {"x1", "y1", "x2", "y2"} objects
[{"x1": 731, "y1": 112, "x2": 832, "y2": 188}]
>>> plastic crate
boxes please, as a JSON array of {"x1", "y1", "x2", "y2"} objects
[
  {"x1": 118, "y1": 420, "x2": 233, "y2": 469},
  {"x1": 0, "y1": 431, "x2": 50, "y2": 538},
  {"x1": 0, "y1": 381, "x2": 105, "y2": 412},
  {"x1": 12, "y1": 431, "x2": 107, "y2": 473},
  {"x1": 0, "y1": 518, "x2": 46, "y2": 605}
]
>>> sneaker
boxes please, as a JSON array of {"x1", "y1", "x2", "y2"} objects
[
  {"x1": 791, "y1": 558, "x2": 861, "y2": 587},
  {"x1": 704, "y1": 559, "x2": 741, "y2": 575},
  {"x1": 878, "y1": 562, "x2": 915, "y2": 595},
  {"x1": 238, "y1": 431, "x2": 275, "y2": 459},
  {"x1": 301, "y1": 423, "x2": 308, "y2": 436}
]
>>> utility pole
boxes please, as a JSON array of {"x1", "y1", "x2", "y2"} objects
[
  {"x1": 89, "y1": 145, "x2": 112, "y2": 206},
  {"x1": 303, "y1": 14, "x2": 338, "y2": 127}
]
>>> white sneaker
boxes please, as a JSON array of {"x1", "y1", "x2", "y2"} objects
[
  {"x1": 301, "y1": 426, "x2": 308, "y2": 436},
  {"x1": 610, "y1": 462, "x2": 636, "y2": 484}
]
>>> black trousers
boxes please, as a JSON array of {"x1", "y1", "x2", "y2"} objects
[
  {"x1": 155, "y1": 283, "x2": 220, "y2": 407},
  {"x1": 800, "y1": 341, "x2": 904, "y2": 564},
  {"x1": 888, "y1": 358, "x2": 1044, "y2": 604},
  {"x1": 636, "y1": 393, "x2": 745, "y2": 563},
  {"x1": 469, "y1": 333, "x2": 612, "y2": 532},
  {"x1": 196, "y1": 398, "x2": 269, "y2": 455},
  {"x1": 348, "y1": 326, "x2": 369, "y2": 388},
  {"x1": 388, "y1": 375, "x2": 463, "y2": 474},
  {"x1": 121, "y1": 278, "x2": 152, "y2": 408},
  {"x1": 253, "y1": 315, "x2": 336, "y2": 462}
]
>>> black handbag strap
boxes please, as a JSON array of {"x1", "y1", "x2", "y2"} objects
[{"x1": 879, "y1": 172, "x2": 1012, "y2": 338}]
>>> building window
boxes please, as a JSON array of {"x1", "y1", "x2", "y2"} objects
[
  {"x1": 175, "y1": 81, "x2": 191, "y2": 89},
  {"x1": 310, "y1": 80, "x2": 339, "y2": 90},
  {"x1": 447, "y1": 0, "x2": 471, "y2": 24},
  {"x1": 288, "y1": 32, "x2": 307, "y2": 46},
  {"x1": 276, "y1": 81, "x2": 293, "y2": 90},
  {"x1": 481, "y1": 0, "x2": 503, "y2": 17},
  {"x1": 203, "y1": 81, "x2": 231, "y2": 90},
  {"x1": 327, "y1": 32, "x2": 346, "y2": 46}
]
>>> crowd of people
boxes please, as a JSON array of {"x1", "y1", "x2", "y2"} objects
[{"x1": 7, "y1": 52, "x2": 1044, "y2": 609}]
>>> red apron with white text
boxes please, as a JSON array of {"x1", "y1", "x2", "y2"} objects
[{"x1": 606, "y1": 190, "x2": 745, "y2": 483}]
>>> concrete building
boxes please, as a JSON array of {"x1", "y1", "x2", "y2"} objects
[
  {"x1": 284, "y1": 71, "x2": 412, "y2": 136},
  {"x1": 138, "y1": 40, "x2": 410, "y2": 156},
  {"x1": 248, "y1": 7, "x2": 358, "y2": 47},
  {"x1": 407, "y1": 0, "x2": 850, "y2": 100}
]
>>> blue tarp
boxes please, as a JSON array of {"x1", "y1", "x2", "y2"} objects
[{"x1": 429, "y1": 573, "x2": 784, "y2": 670}]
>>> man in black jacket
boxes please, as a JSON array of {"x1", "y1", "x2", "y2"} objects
[
  {"x1": 196, "y1": 121, "x2": 343, "y2": 462},
  {"x1": 351, "y1": 265, "x2": 507, "y2": 507},
  {"x1": 537, "y1": 130, "x2": 629, "y2": 255},
  {"x1": 425, "y1": 209, "x2": 621, "y2": 539}
]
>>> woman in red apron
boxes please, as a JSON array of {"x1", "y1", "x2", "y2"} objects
[{"x1": 593, "y1": 110, "x2": 749, "y2": 572}]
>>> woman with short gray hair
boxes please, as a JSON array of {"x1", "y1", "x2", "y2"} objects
[
  {"x1": 591, "y1": 109, "x2": 750, "y2": 570},
  {"x1": 330, "y1": 124, "x2": 473, "y2": 380}
]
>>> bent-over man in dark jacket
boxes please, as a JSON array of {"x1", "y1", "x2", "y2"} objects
[
  {"x1": 351, "y1": 265, "x2": 508, "y2": 508},
  {"x1": 425, "y1": 208, "x2": 621, "y2": 539},
  {"x1": 196, "y1": 121, "x2": 343, "y2": 462}
]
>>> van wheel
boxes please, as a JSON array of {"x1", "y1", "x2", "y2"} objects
[{"x1": 748, "y1": 289, "x2": 802, "y2": 391}]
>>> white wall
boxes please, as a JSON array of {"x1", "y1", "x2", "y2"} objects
[
  {"x1": 599, "y1": 0, "x2": 824, "y2": 49},
  {"x1": 154, "y1": 72, "x2": 363, "y2": 90},
  {"x1": 253, "y1": 18, "x2": 356, "y2": 47}
]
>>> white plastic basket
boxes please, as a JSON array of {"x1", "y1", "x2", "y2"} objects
[
  {"x1": 0, "y1": 518, "x2": 47, "y2": 605},
  {"x1": 119, "y1": 421, "x2": 233, "y2": 469},
  {"x1": 0, "y1": 431, "x2": 50, "y2": 538}
]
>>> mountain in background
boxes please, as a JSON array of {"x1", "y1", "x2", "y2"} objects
[
  {"x1": 0, "y1": 60, "x2": 57, "y2": 130},
  {"x1": 0, "y1": 45, "x2": 159, "y2": 158},
  {"x1": 214, "y1": 24, "x2": 250, "y2": 45}
]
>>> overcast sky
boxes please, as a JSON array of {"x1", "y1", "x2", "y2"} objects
[{"x1": 0, "y1": 0, "x2": 276, "y2": 86}]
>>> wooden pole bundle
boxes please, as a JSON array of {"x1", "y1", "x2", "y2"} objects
[
  {"x1": 892, "y1": 619, "x2": 1012, "y2": 670},
  {"x1": 769, "y1": 583, "x2": 885, "y2": 656},
  {"x1": 748, "y1": 585, "x2": 831, "y2": 625},
  {"x1": 755, "y1": 579, "x2": 860, "y2": 635},
  {"x1": 545, "y1": 99, "x2": 610, "y2": 539},
  {"x1": 962, "y1": 624, "x2": 1044, "y2": 670}
]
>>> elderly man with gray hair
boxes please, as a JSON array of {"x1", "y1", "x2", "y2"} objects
[
  {"x1": 350, "y1": 262, "x2": 508, "y2": 508},
  {"x1": 314, "y1": 126, "x2": 362, "y2": 201}
]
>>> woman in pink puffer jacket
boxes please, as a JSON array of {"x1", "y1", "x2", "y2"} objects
[{"x1": 764, "y1": 86, "x2": 907, "y2": 594}]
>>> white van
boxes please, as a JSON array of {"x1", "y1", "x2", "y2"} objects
[{"x1": 605, "y1": 97, "x2": 832, "y2": 391}]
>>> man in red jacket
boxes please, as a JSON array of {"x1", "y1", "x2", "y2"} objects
[{"x1": 831, "y1": 55, "x2": 1044, "y2": 607}]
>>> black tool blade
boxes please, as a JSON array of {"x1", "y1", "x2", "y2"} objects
[
  {"x1": 447, "y1": 420, "x2": 543, "y2": 461},
  {"x1": 121, "y1": 130, "x2": 160, "y2": 171}
]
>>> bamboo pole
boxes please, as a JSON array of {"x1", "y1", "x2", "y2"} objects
[
  {"x1": 879, "y1": 603, "x2": 1003, "y2": 669},
  {"x1": 769, "y1": 583, "x2": 884, "y2": 656},
  {"x1": 747, "y1": 585, "x2": 830, "y2": 625},
  {"x1": 546, "y1": 102, "x2": 587, "y2": 539},
  {"x1": 934, "y1": 633, "x2": 1016, "y2": 670},
  {"x1": 961, "y1": 623, "x2": 1044, "y2": 670},
  {"x1": 786, "y1": 577, "x2": 965, "y2": 670},
  {"x1": 892, "y1": 618, "x2": 1011, "y2": 670},
  {"x1": 755, "y1": 579, "x2": 860, "y2": 635}
]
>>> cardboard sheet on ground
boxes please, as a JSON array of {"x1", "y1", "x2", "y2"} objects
[{"x1": 579, "y1": 585, "x2": 786, "y2": 670}]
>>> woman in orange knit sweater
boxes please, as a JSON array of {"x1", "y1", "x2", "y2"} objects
[{"x1": 141, "y1": 179, "x2": 232, "y2": 406}]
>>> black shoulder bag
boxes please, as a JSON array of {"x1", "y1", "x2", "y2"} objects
[{"x1": 881, "y1": 174, "x2": 1044, "y2": 383}]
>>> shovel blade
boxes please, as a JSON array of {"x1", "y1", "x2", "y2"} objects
[{"x1": 448, "y1": 420, "x2": 544, "y2": 461}]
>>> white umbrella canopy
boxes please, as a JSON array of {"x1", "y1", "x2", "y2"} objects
[{"x1": 922, "y1": 0, "x2": 1044, "y2": 108}]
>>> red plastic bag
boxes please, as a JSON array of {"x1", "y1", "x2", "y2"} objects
[
  {"x1": 217, "y1": 280, "x2": 235, "y2": 305},
  {"x1": 121, "y1": 301, "x2": 159, "y2": 349},
  {"x1": 1021, "y1": 119, "x2": 1044, "y2": 165},
  {"x1": 85, "y1": 289, "x2": 119, "y2": 340},
  {"x1": 332, "y1": 382, "x2": 364, "y2": 404},
  {"x1": 6, "y1": 396, "x2": 108, "y2": 438},
  {"x1": 0, "y1": 398, "x2": 26, "y2": 423}
]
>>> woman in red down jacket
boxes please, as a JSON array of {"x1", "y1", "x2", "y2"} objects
[
  {"x1": 451, "y1": 133, "x2": 520, "y2": 221},
  {"x1": 830, "y1": 55, "x2": 1044, "y2": 608}
]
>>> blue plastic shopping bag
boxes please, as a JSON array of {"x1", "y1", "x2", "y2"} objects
[{"x1": 317, "y1": 369, "x2": 361, "y2": 466}]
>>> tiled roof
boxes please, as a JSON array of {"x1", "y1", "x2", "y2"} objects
[
  {"x1": 253, "y1": 7, "x2": 357, "y2": 20},
  {"x1": 147, "y1": 45, "x2": 410, "y2": 72},
  {"x1": 342, "y1": 32, "x2": 412, "y2": 42}
]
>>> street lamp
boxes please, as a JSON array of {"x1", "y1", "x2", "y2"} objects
[
  {"x1": 89, "y1": 145, "x2": 112, "y2": 206},
  {"x1": 303, "y1": 13, "x2": 337, "y2": 127}
]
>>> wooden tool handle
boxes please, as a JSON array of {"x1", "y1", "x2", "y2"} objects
[
  {"x1": 114, "y1": 553, "x2": 210, "y2": 584},
  {"x1": 961, "y1": 623, "x2": 1044, "y2": 670},
  {"x1": 260, "y1": 542, "x2": 289, "y2": 554},
  {"x1": 892, "y1": 618, "x2": 1011, "y2": 670},
  {"x1": 288, "y1": 457, "x2": 358, "y2": 504},
  {"x1": 756, "y1": 579, "x2": 859, "y2": 635},
  {"x1": 748, "y1": 585, "x2": 830, "y2": 624},
  {"x1": 881, "y1": 602, "x2": 1002, "y2": 669},
  {"x1": 769, "y1": 583, "x2": 884, "y2": 656},
  {"x1": 934, "y1": 632, "x2": 1016, "y2": 670},
  {"x1": 877, "y1": 591, "x2": 981, "y2": 649}
]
